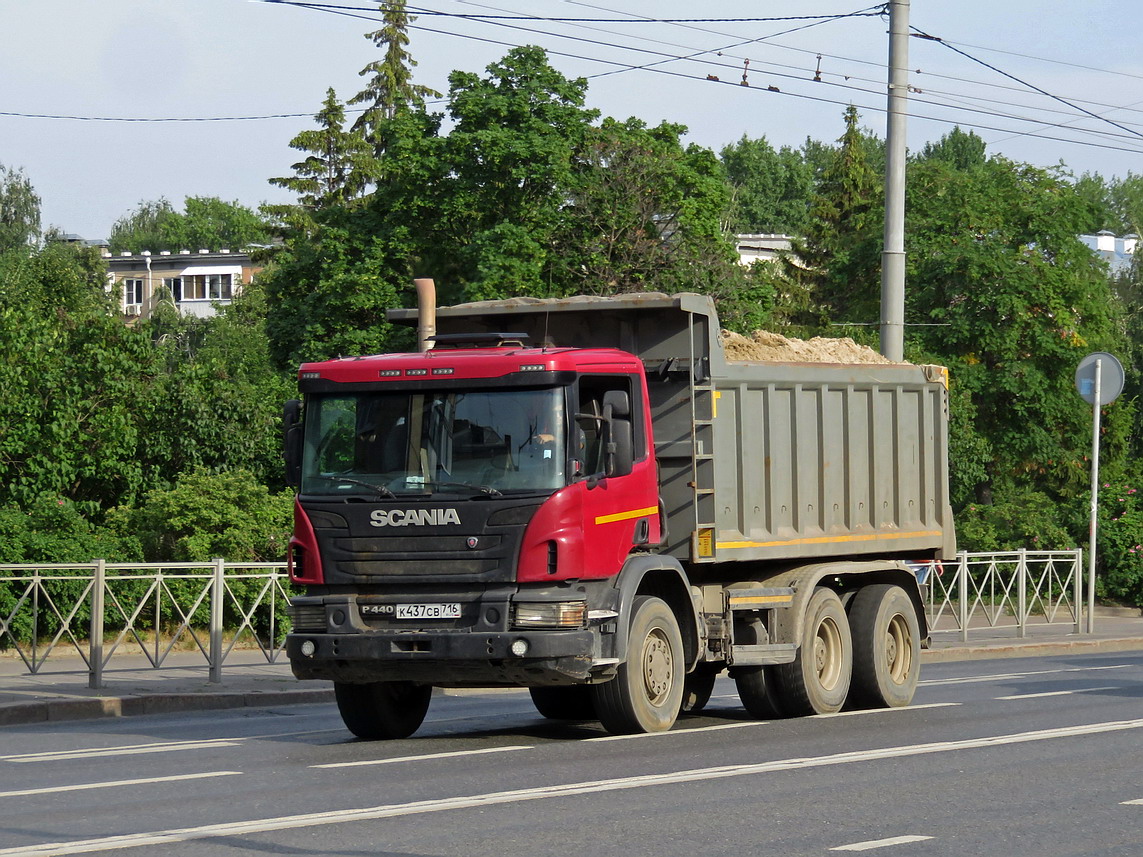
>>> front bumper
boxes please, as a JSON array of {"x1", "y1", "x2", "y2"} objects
[{"x1": 286, "y1": 628, "x2": 598, "y2": 686}]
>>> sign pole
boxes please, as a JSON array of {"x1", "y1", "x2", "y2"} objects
[
  {"x1": 1086, "y1": 359, "x2": 1101, "y2": 634},
  {"x1": 1076, "y1": 351, "x2": 1123, "y2": 635}
]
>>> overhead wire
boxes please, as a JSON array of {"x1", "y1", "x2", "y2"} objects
[
  {"x1": 911, "y1": 26, "x2": 1143, "y2": 143},
  {"x1": 272, "y1": 0, "x2": 1143, "y2": 156},
  {"x1": 6, "y1": 0, "x2": 1143, "y2": 161}
]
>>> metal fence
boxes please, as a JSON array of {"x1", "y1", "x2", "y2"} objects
[
  {"x1": 0, "y1": 560, "x2": 291, "y2": 688},
  {"x1": 2, "y1": 551, "x2": 1088, "y2": 687},
  {"x1": 925, "y1": 549, "x2": 1085, "y2": 642}
]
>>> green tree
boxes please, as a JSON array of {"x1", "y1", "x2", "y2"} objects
[
  {"x1": 268, "y1": 88, "x2": 375, "y2": 227},
  {"x1": 906, "y1": 151, "x2": 1129, "y2": 507},
  {"x1": 720, "y1": 135, "x2": 812, "y2": 234},
  {"x1": 349, "y1": 0, "x2": 440, "y2": 138},
  {"x1": 266, "y1": 45, "x2": 755, "y2": 364},
  {"x1": 263, "y1": 214, "x2": 414, "y2": 368},
  {"x1": 107, "y1": 198, "x2": 176, "y2": 252},
  {"x1": 767, "y1": 107, "x2": 883, "y2": 333},
  {"x1": 0, "y1": 243, "x2": 155, "y2": 512},
  {"x1": 434, "y1": 46, "x2": 597, "y2": 300},
  {"x1": 0, "y1": 162, "x2": 41, "y2": 252},
  {"x1": 1071, "y1": 172, "x2": 1114, "y2": 234},
  {"x1": 139, "y1": 279, "x2": 293, "y2": 489},
  {"x1": 1106, "y1": 172, "x2": 1143, "y2": 235},
  {"x1": 917, "y1": 126, "x2": 987, "y2": 171},
  {"x1": 109, "y1": 197, "x2": 271, "y2": 253},
  {"x1": 553, "y1": 117, "x2": 746, "y2": 306}
]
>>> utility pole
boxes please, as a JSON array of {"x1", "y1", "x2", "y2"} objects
[{"x1": 880, "y1": 0, "x2": 909, "y2": 361}]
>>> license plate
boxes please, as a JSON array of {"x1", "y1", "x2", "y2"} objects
[{"x1": 395, "y1": 602, "x2": 461, "y2": 620}]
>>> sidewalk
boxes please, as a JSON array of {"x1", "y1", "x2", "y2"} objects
[{"x1": 2, "y1": 609, "x2": 1142, "y2": 728}]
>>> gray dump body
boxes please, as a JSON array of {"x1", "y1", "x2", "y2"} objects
[{"x1": 390, "y1": 292, "x2": 955, "y2": 569}]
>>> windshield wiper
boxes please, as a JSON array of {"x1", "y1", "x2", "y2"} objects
[
  {"x1": 310, "y1": 475, "x2": 395, "y2": 498},
  {"x1": 424, "y1": 479, "x2": 502, "y2": 497}
]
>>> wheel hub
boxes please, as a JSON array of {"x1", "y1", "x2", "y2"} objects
[
  {"x1": 885, "y1": 613, "x2": 911, "y2": 683},
  {"x1": 643, "y1": 629, "x2": 674, "y2": 704}
]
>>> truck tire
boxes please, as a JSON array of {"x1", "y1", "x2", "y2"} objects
[
  {"x1": 774, "y1": 587, "x2": 852, "y2": 716},
  {"x1": 733, "y1": 666, "x2": 785, "y2": 719},
  {"x1": 848, "y1": 584, "x2": 920, "y2": 708},
  {"x1": 529, "y1": 686, "x2": 596, "y2": 720},
  {"x1": 592, "y1": 596, "x2": 684, "y2": 734},
  {"x1": 680, "y1": 666, "x2": 719, "y2": 715},
  {"x1": 334, "y1": 681, "x2": 432, "y2": 740}
]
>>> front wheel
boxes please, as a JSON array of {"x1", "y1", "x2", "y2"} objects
[
  {"x1": 773, "y1": 588, "x2": 852, "y2": 716},
  {"x1": 849, "y1": 584, "x2": 921, "y2": 708},
  {"x1": 593, "y1": 596, "x2": 684, "y2": 734},
  {"x1": 334, "y1": 681, "x2": 432, "y2": 740}
]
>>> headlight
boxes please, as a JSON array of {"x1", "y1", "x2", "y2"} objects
[{"x1": 511, "y1": 601, "x2": 586, "y2": 629}]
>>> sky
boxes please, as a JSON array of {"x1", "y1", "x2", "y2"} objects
[{"x1": 3, "y1": 0, "x2": 1143, "y2": 241}]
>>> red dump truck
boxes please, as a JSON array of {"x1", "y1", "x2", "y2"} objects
[{"x1": 284, "y1": 291, "x2": 955, "y2": 738}]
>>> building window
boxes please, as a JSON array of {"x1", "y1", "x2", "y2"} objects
[
  {"x1": 162, "y1": 277, "x2": 182, "y2": 301},
  {"x1": 123, "y1": 278, "x2": 144, "y2": 307},
  {"x1": 182, "y1": 273, "x2": 233, "y2": 301}
]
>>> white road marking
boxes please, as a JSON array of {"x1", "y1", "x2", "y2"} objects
[
  {"x1": 920, "y1": 664, "x2": 1132, "y2": 687},
  {"x1": 812, "y1": 703, "x2": 960, "y2": 719},
  {"x1": 997, "y1": 686, "x2": 1120, "y2": 700},
  {"x1": 0, "y1": 771, "x2": 242, "y2": 798},
  {"x1": 831, "y1": 835, "x2": 934, "y2": 851},
  {"x1": 310, "y1": 745, "x2": 531, "y2": 768},
  {"x1": 587, "y1": 721, "x2": 769, "y2": 742},
  {"x1": 5, "y1": 717, "x2": 1143, "y2": 856},
  {"x1": 1, "y1": 739, "x2": 243, "y2": 764},
  {"x1": 1122, "y1": 798, "x2": 1143, "y2": 806}
]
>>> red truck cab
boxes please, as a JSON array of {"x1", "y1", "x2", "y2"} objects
[{"x1": 284, "y1": 335, "x2": 663, "y2": 734}]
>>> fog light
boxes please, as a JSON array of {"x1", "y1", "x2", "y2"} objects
[
  {"x1": 300, "y1": 640, "x2": 316, "y2": 657},
  {"x1": 512, "y1": 601, "x2": 586, "y2": 629},
  {"x1": 510, "y1": 638, "x2": 530, "y2": 657}
]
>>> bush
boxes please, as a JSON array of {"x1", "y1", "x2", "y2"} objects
[
  {"x1": 106, "y1": 468, "x2": 296, "y2": 634},
  {"x1": 112, "y1": 467, "x2": 293, "y2": 564},
  {"x1": 1093, "y1": 479, "x2": 1143, "y2": 607},
  {"x1": 955, "y1": 486, "x2": 1076, "y2": 554},
  {"x1": 0, "y1": 497, "x2": 142, "y2": 647}
]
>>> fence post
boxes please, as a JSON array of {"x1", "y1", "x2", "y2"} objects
[
  {"x1": 1073, "y1": 548, "x2": 1084, "y2": 635},
  {"x1": 209, "y1": 558, "x2": 224, "y2": 684},
  {"x1": 31, "y1": 567, "x2": 41, "y2": 672},
  {"x1": 89, "y1": 560, "x2": 105, "y2": 690},
  {"x1": 958, "y1": 551, "x2": 969, "y2": 643},
  {"x1": 1017, "y1": 548, "x2": 1027, "y2": 638}
]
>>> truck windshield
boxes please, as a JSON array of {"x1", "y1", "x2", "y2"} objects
[{"x1": 301, "y1": 387, "x2": 567, "y2": 497}]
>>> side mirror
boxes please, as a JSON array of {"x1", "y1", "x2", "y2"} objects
[
  {"x1": 283, "y1": 399, "x2": 303, "y2": 488},
  {"x1": 602, "y1": 390, "x2": 633, "y2": 478},
  {"x1": 606, "y1": 416, "x2": 634, "y2": 478}
]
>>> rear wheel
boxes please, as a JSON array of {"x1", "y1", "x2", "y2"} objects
[
  {"x1": 849, "y1": 584, "x2": 921, "y2": 708},
  {"x1": 680, "y1": 666, "x2": 719, "y2": 715},
  {"x1": 774, "y1": 588, "x2": 852, "y2": 716},
  {"x1": 593, "y1": 596, "x2": 684, "y2": 734},
  {"x1": 733, "y1": 665, "x2": 785, "y2": 718},
  {"x1": 529, "y1": 686, "x2": 596, "y2": 720},
  {"x1": 334, "y1": 681, "x2": 432, "y2": 740}
]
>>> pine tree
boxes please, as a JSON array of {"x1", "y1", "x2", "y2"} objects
[
  {"x1": 348, "y1": 1, "x2": 440, "y2": 141},
  {"x1": 269, "y1": 88, "x2": 375, "y2": 213}
]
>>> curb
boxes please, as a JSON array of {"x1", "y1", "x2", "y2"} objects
[
  {"x1": 0, "y1": 688, "x2": 335, "y2": 728},
  {"x1": 922, "y1": 637, "x2": 1143, "y2": 663}
]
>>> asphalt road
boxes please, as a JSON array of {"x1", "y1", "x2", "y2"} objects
[{"x1": 2, "y1": 651, "x2": 1142, "y2": 857}]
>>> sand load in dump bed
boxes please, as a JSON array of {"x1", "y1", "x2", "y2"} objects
[{"x1": 719, "y1": 329, "x2": 904, "y2": 365}]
